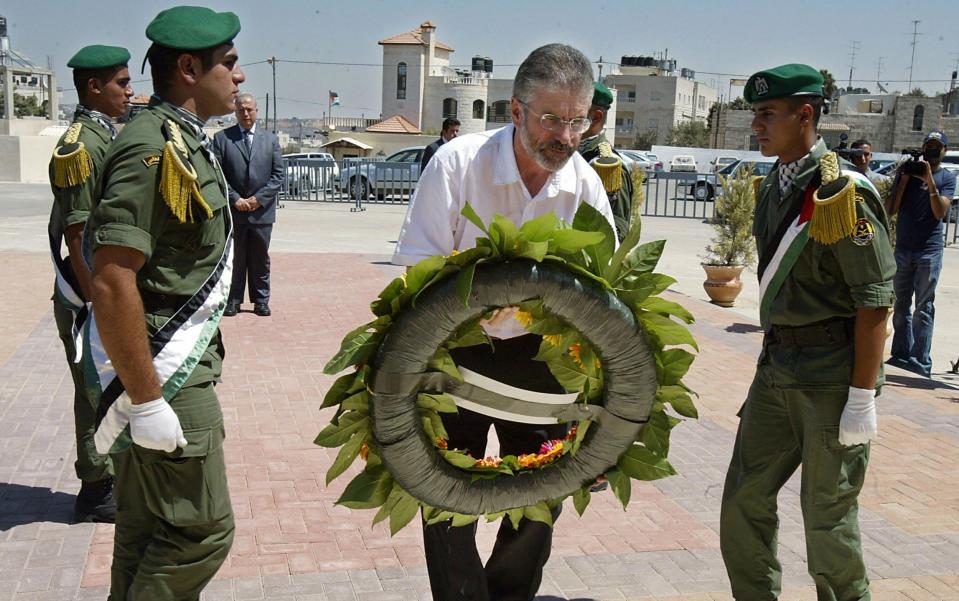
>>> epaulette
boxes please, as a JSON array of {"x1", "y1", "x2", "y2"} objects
[
  {"x1": 809, "y1": 151, "x2": 857, "y2": 245},
  {"x1": 52, "y1": 122, "x2": 93, "y2": 188},
  {"x1": 591, "y1": 142, "x2": 623, "y2": 193},
  {"x1": 751, "y1": 175, "x2": 764, "y2": 200},
  {"x1": 160, "y1": 119, "x2": 213, "y2": 224}
]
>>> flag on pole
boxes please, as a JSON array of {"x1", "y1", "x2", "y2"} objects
[{"x1": 329, "y1": 91, "x2": 340, "y2": 107}]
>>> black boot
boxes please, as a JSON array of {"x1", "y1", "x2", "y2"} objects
[{"x1": 74, "y1": 477, "x2": 116, "y2": 523}]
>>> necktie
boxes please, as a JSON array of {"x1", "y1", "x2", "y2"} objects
[{"x1": 244, "y1": 129, "x2": 253, "y2": 152}]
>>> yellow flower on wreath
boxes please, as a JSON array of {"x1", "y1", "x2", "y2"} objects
[{"x1": 513, "y1": 310, "x2": 533, "y2": 328}]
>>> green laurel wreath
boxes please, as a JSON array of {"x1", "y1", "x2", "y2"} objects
[{"x1": 316, "y1": 201, "x2": 698, "y2": 535}]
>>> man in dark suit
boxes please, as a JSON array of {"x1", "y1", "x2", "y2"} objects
[
  {"x1": 213, "y1": 92, "x2": 284, "y2": 317},
  {"x1": 419, "y1": 117, "x2": 460, "y2": 173}
]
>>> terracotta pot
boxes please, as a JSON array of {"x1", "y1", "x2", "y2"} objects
[{"x1": 702, "y1": 264, "x2": 745, "y2": 307}]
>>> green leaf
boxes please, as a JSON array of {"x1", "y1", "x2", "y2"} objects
[
  {"x1": 533, "y1": 336, "x2": 568, "y2": 362},
  {"x1": 638, "y1": 296, "x2": 695, "y2": 324},
  {"x1": 638, "y1": 311, "x2": 699, "y2": 351},
  {"x1": 490, "y1": 215, "x2": 519, "y2": 254},
  {"x1": 439, "y1": 449, "x2": 478, "y2": 469},
  {"x1": 320, "y1": 372, "x2": 355, "y2": 409},
  {"x1": 323, "y1": 317, "x2": 390, "y2": 374},
  {"x1": 619, "y1": 273, "x2": 677, "y2": 303},
  {"x1": 413, "y1": 265, "x2": 460, "y2": 306},
  {"x1": 314, "y1": 412, "x2": 369, "y2": 448},
  {"x1": 325, "y1": 430, "x2": 368, "y2": 484},
  {"x1": 446, "y1": 319, "x2": 492, "y2": 350},
  {"x1": 523, "y1": 502, "x2": 554, "y2": 526},
  {"x1": 372, "y1": 485, "x2": 402, "y2": 526},
  {"x1": 429, "y1": 347, "x2": 463, "y2": 382},
  {"x1": 606, "y1": 468, "x2": 632, "y2": 509},
  {"x1": 658, "y1": 349, "x2": 696, "y2": 386},
  {"x1": 336, "y1": 465, "x2": 392, "y2": 509},
  {"x1": 572, "y1": 202, "x2": 615, "y2": 272},
  {"x1": 455, "y1": 262, "x2": 477, "y2": 308},
  {"x1": 618, "y1": 445, "x2": 677, "y2": 481},
  {"x1": 389, "y1": 488, "x2": 421, "y2": 536},
  {"x1": 569, "y1": 419, "x2": 591, "y2": 455},
  {"x1": 507, "y1": 508, "x2": 525, "y2": 530},
  {"x1": 425, "y1": 509, "x2": 457, "y2": 525},
  {"x1": 444, "y1": 246, "x2": 493, "y2": 267},
  {"x1": 615, "y1": 239, "x2": 666, "y2": 284},
  {"x1": 545, "y1": 353, "x2": 587, "y2": 393},
  {"x1": 427, "y1": 411, "x2": 449, "y2": 442},
  {"x1": 657, "y1": 385, "x2": 699, "y2": 418},
  {"x1": 548, "y1": 229, "x2": 608, "y2": 255},
  {"x1": 405, "y1": 255, "x2": 447, "y2": 296},
  {"x1": 604, "y1": 213, "x2": 644, "y2": 282},
  {"x1": 416, "y1": 393, "x2": 459, "y2": 414},
  {"x1": 461, "y1": 202, "x2": 489, "y2": 236},
  {"x1": 572, "y1": 487, "x2": 591, "y2": 516},
  {"x1": 518, "y1": 211, "x2": 561, "y2": 242},
  {"x1": 514, "y1": 239, "x2": 549, "y2": 261},
  {"x1": 451, "y1": 513, "x2": 479, "y2": 527},
  {"x1": 370, "y1": 278, "x2": 405, "y2": 317},
  {"x1": 640, "y1": 408, "x2": 673, "y2": 457},
  {"x1": 340, "y1": 390, "x2": 370, "y2": 412}
]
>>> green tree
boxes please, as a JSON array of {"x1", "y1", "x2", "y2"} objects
[
  {"x1": 631, "y1": 129, "x2": 657, "y2": 150},
  {"x1": 908, "y1": 87, "x2": 927, "y2": 97},
  {"x1": 0, "y1": 91, "x2": 48, "y2": 117},
  {"x1": 819, "y1": 68, "x2": 837, "y2": 99},
  {"x1": 666, "y1": 121, "x2": 709, "y2": 148}
]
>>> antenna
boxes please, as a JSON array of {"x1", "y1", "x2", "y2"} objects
[
  {"x1": 847, "y1": 40, "x2": 860, "y2": 90},
  {"x1": 907, "y1": 20, "x2": 921, "y2": 92},
  {"x1": 876, "y1": 56, "x2": 888, "y2": 93}
]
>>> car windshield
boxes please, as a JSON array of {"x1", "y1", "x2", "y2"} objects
[{"x1": 674, "y1": 157, "x2": 693, "y2": 163}]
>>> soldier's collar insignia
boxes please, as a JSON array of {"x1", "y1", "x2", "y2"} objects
[
  {"x1": 754, "y1": 77, "x2": 769, "y2": 96},
  {"x1": 851, "y1": 217, "x2": 875, "y2": 246}
]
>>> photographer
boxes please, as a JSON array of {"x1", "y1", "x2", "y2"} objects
[
  {"x1": 887, "y1": 130, "x2": 956, "y2": 376},
  {"x1": 850, "y1": 138, "x2": 890, "y2": 187}
]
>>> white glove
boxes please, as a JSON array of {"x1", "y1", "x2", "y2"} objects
[
  {"x1": 839, "y1": 386, "x2": 877, "y2": 446},
  {"x1": 93, "y1": 395, "x2": 132, "y2": 454},
  {"x1": 129, "y1": 398, "x2": 188, "y2": 452}
]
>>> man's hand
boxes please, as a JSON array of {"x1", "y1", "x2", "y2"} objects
[
  {"x1": 129, "y1": 398, "x2": 188, "y2": 452},
  {"x1": 839, "y1": 386, "x2": 877, "y2": 446},
  {"x1": 480, "y1": 306, "x2": 519, "y2": 328}
]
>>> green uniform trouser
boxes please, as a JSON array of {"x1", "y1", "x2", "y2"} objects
[
  {"x1": 720, "y1": 340, "x2": 870, "y2": 601},
  {"x1": 53, "y1": 299, "x2": 111, "y2": 482},
  {"x1": 109, "y1": 381, "x2": 234, "y2": 601}
]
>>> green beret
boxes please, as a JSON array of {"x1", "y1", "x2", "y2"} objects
[
  {"x1": 146, "y1": 6, "x2": 241, "y2": 50},
  {"x1": 592, "y1": 82, "x2": 614, "y2": 109},
  {"x1": 744, "y1": 63, "x2": 824, "y2": 104},
  {"x1": 67, "y1": 45, "x2": 131, "y2": 70}
]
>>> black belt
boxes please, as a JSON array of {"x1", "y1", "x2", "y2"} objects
[
  {"x1": 767, "y1": 317, "x2": 855, "y2": 347},
  {"x1": 140, "y1": 290, "x2": 192, "y2": 315}
]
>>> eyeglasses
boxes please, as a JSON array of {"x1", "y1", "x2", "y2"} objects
[{"x1": 518, "y1": 100, "x2": 591, "y2": 134}]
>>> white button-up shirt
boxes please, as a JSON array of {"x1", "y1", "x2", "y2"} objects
[
  {"x1": 392, "y1": 124, "x2": 616, "y2": 266},
  {"x1": 392, "y1": 124, "x2": 617, "y2": 339}
]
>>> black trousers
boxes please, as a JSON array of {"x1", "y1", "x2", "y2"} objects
[
  {"x1": 230, "y1": 223, "x2": 272, "y2": 305},
  {"x1": 424, "y1": 335, "x2": 567, "y2": 601}
]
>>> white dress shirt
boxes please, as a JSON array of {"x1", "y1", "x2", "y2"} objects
[{"x1": 393, "y1": 124, "x2": 617, "y2": 338}]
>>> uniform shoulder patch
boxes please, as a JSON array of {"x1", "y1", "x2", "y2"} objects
[
  {"x1": 851, "y1": 217, "x2": 875, "y2": 246},
  {"x1": 142, "y1": 154, "x2": 161, "y2": 168}
]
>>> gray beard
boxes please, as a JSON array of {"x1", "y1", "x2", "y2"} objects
[{"x1": 518, "y1": 120, "x2": 574, "y2": 172}]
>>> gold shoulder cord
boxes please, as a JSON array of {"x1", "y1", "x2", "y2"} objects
[
  {"x1": 592, "y1": 141, "x2": 623, "y2": 193},
  {"x1": 160, "y1": 119, "x2": 213, "y2": 223},
  {"x1": 751, "y1": 175, "x2": 764, "y2": 200},
  {"x1": 809, "y1": 151, "x2": 857, "y2": 244},
  {"x1": 52, "y1": 122, "x2": 93, "y2": 188}
]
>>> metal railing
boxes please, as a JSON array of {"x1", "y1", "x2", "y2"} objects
[
  {"x1": 281, "y1": 157, "x2": 420, "y2": 211},
  {"x1": 638, "y1": 171, "x2": 717, "y2": 220}
]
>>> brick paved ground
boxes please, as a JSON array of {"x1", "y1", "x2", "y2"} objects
[{"x1": 2, "y1": 248, "x2": 959, "y2": 600}]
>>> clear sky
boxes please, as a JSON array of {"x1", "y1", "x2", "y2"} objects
[{"x1": 4, "y1": 0, "x2": 958, "y2": 119}]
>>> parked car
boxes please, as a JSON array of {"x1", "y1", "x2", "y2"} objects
[
  {"x1": 942, "y1": 163, "x2": 959, "y2": 223},
  {"x1": 711, "y1": 156, "x2": 738, "y2": 173},
  {"x1": 336, "y1": 146, "x2": 425, "y2": 199},
  {"x1": 642, "y1": 152, "x2": 665, "y2": 173},
  {"x1": 944, "y1": 150, "x2": 959, "y2": 165},
  {"x1": 669, "y1": 155, "x2": 697, "y2": 173},
  {"x1": 689, "y1": 158, "x2": 777, "y2": 201},
  {"x1": 618, "y1": 149, "x2": 655, "y2": 175},
  {"x1": 283, "y1": 152, "x2": 339, "y2": 194}
]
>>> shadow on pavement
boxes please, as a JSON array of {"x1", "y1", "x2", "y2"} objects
[
  {"x1": 535, "y1": 597, "x2": 596, "y2": 601},
  {"x1": 0, "y1": 482, "x2": 76, "y2": 530},
  {"x1": 725, "y1": 322, "x2": 763, "y2": 334}
]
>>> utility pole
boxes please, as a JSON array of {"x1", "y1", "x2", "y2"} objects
[
  {"x1": 268, "y1": 56, "x2": 277, "y2": 133},
  {"x1": 847, "y1": 40, "x2": 860, "y2": 90},
  {"x1": 597, "y1": 55, "x2": 603, "y2": 80},
  {"x1": 265, "y1": 93, "x2": 270, "y2": 132},
  {"x1": 907, "y1": 20, "x2": 920, "y2": 92}
]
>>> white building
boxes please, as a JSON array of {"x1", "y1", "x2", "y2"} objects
[
  {"x1": 605, "y1": 56, "x2": 718, "y2": 148},
  {"x1": 378, "y1": 21, "x2": 616, "y2": 141}
]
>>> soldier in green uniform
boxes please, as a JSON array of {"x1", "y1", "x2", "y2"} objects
[
  {"x1": 719, "y1": 64, "x2": 895, "y2": 601},
  {"x1": 85, "y1": 7, "x2": 245, "y2": 600},
  {"x1": 48, "y1": 44, "x2": 133, "y2": 523},
  {"x1": 577, "y1": 82, "x2": 633, "y2": 240}
]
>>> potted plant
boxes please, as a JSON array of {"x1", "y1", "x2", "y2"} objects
[{"x1": 702, "y1": 164, "x2": 757, "y2": 306}]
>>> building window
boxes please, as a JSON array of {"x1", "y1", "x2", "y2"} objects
[
  {"x1": 912, "y1": 105, "x2": 924, "y2": 131},
  {"x1": 488, "y1": 99, "x2": 510, "y2": 123},
  {"x1": 396, "y1": 62, "x2": 407, "y2": 100},
  {"x1": 472, "y1": 99, "x2": 485, "y2": 119},
  {"x1": 646, "y1": 118, "x2": 658, "y2": 130},
  {"x1": 443, "y1": 97, "x2": 458, "y2": 119}
]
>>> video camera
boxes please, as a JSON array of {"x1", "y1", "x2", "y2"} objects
[
  {"x1": 832, "y1": 133, "x2": 865, "y2": 162},
  {"x1": 900, "y1": 146, "x2": 941, "y2": 176}
]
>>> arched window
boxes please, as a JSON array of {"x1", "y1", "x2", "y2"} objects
[
  {"x1": 472, "y1": 99, "x2": 485, "y2": 119},
  {"x1": 912, "y1": 104, "x2": 924, "y2": 131},
  {"x1": 488, "y1": 99, "x2": 510, "y2": 123},
  {"x1": 396, "y1": 62, "x2": 407, "y2": 100},
  {"x1": 443, "y1": 97, "x2": 458, "y2": 119}
]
